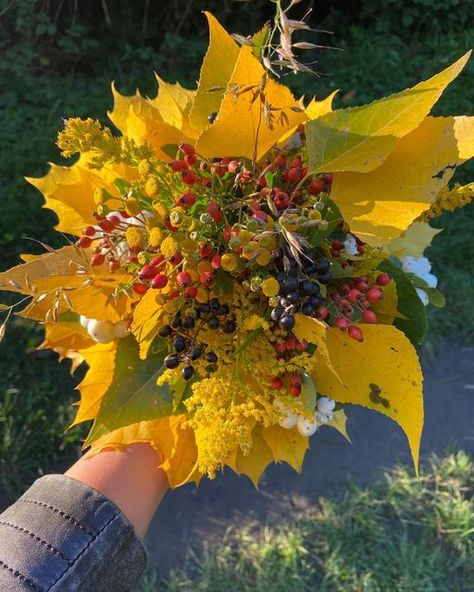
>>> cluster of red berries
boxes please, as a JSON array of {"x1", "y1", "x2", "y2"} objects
[
  {"x1": 271, "y1": 371, "x2": 303, "y2": 397},
  {"x1": 323, "y1": 272, "x2": 391, "y2": 341}
]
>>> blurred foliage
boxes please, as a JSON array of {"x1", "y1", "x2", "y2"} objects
[{"x1": 0, "y1": 0, "x2": 473, "y2": 497}]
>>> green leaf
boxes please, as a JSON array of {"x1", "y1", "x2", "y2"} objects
[
  {"x1": 114, "y1": 177, "x2": 129, "y2": 194},
  {"x1": 85, "y1": 335, "x2": 175, "y2": 445},
  {"x1": 214, "y1": 269, "x2": 233, "y2": 296},
  {"x1": 251, "y1": 24, "x2": 270, "y2": 59},
  {"x1": 301, "y1": 373, "x2": 317, "y2": 413},
  {"x1": 307, "y1": 198, "x2": 342, "y2": 247},
  {"x1": 379, "y1": 259, "x2": 428, "y2": 345},
  {"x1": 161, "y1": 143, "x2": 180, "y2": 160},
  {"x1": 425, "y1": 288, "x2": 446, "y2": 308},
  {"x1": 306, "y1": 52, "x2": 470, "y2": 174},
  {"x1": 0, "y1": 304, "x2": 10, "y2": 311}
]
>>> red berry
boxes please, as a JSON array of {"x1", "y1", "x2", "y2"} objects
[
  {"x1": 285, "y1": 336, "x2": 296, "y2": 350},
  {"x1": 275, "y1": 342, "x2": 286, "y2": 354},
  {"x1": 91, "y1": 253, "x2": 105, "y2": 266},
  {"x1": 151, "y1": 274, "x2": 168, "y2": 289},
  {"x1": 223, "y1": 225, "x2": 231, "y2": 241},
  {"x1": 211, "y1": 254, "x2": 221, "y2": 269},
  {"x1": 182, "y1": 170, "x2": 197, "y2": 185},
  {"x1": 318, "y1": 306, "x2": 329, "y2": 320},
  {"x1": 184, "y1": 154, "x2": 196, "y2": 167},
  {"x1": 77, "y1": 236, "x2": 92, "y2": 248},
  {"x1": 200, "y1": 271, "x2": 213, "y2": 287},
  {"x1": 366, "y1": 287, "x2": 383, "y2": 303},
  {"x1": 168, "y1": 160, "x2": 187, "y2": 172},
  {"x1": 83, "y1": 225, "x2": 96, "y2": 237},
  {"x1": 362, "y1": 310, "x2": 377, "y2": 324},
  {"x1": 200, "y1": 243, "x2": 213, "y2": 259},
  {"x1": 348, "y1": 325, "x2": 364, "y2": 341},
  {"x1": 271, "y1": 376, "x2": 283, "y2": 390},
  {"x1": 139, "y1": 264, "x2": 157, "y2": 280},
  {"x1": 185, "y1": 286, "x2": 198, "y2": 299},
  {"x1": 376, "y1": 273, "x2": 391, "y2": 286},
  {"x1": 132, "y1": 282, "x2": 148, "y2": 295},
  {"x1": 336, "y1": 316, "x2": 349, "y2": 330},
  {"x1": 128, "y1": 256, "x2": 139, "y2": 264},
  {"x1": 289, "y1": 384, "x2": 301, "y2": 397},
  {"x1": 165, "y1": 218, "x2": 178, "y2": 232},
  {"x1": 179, "y1": 143, "x2": 195, "y2": 157},
  {"x1": 290, "y1": 157, "x2": 303, "y2": 169},
  {"x1": 296, "y1": 339, "x2": 308, "y2": 351},
  {"x1": 275, "y1": 155, "x2": 286, "y2": 168},
  {"x1": 98, "y1": 219, "x2": 115, "y2": 232},
  {"x1": 227, "y1": 160, "x2": 241, "y2": 174},
  {"x1": 151, "y1": 255, "x2": 165, "y2": 267},
  {"x1": 332, "y1": 240, "x2": 344, "y2": 251},
  {"x1": 253, "y1": 210, "x2": 267, "y2": 222},
  {"x1": 348, "y1": 288, "x2": 361, "y2": 303},
  {"x1": 287, "y1": 167, "x2": 301, "y2": 183},
  {"x1": 307, "y1": 178, "x2": 325, "y2": 195},
  {"x1": 176, "y1": 271, "x2": 192, "y2": 287},
  {"x1": 169, "y1": 290, "x2": 181, "y2": 300},
  {"x1": 107, "y1": 214, "x2": 121, "y2": 226},
  {"x1": 178, "y1": 191, "x2": 196, "y2": 207},
  {"x1": 169, "y1": 252, "x2": 183, "y2": 266},
  {"x1": 207, "y1": 200, "x2": 223, "y2": 222},
  {"x1": 290, "y1": 372, "x2": 302, "y2": 385},
  {"x1": 109, "y1": 260, "x2": 120, "y2": 272},
  {"x1": 355, "y1": 280, "x2": 369, "y2": 292}
]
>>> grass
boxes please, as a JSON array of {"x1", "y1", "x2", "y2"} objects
[{"x1": 137, "y1": 452, "x2": 474, "y2": 592}]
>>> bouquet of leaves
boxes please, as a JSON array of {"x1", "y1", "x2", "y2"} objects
[{"x1": 1, "y1": 7, "x2": 474, "y2": 487}]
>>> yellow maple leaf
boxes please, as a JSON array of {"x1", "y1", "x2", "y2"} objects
[
  {"x1": 39, "y1": 321, "x2": 94, "y2": 360},
  {"x1": 196, "y1": 45, "x2": 307, "y2": 160},
  {"x1": 72, "y1": 341, "x2": 117, "y2": 425},
  {"x1": 26, "y1": 156, "x2": 130, "y2": 236},
  {"x1": 131, "y1": 289, "x2": 169, "y2": 359},
  {"x1": 312, "y1": 324, "x2": 423, "y2": 470},
  {"x1": 306, "y1": 90, "x2": 338, "y2": 119},
  {"x1": 331, "y1": 116, "x2": 474, "y2": 246},
  {"x1": 227, "y1": 425, "x2": 274, "y2": 487},
  {"x1": 89, "y1": 416, "x2": 202, "y2": 487},
  {"x1": 189, "y1": 12, "x2": 240, "y2": 133},
  {"x1": 306, "y1": 52, "x2": 470, "y2": 174},
  {"x1": 387, "y1": 221, "x2": 442, "y2": 259},
  {"x1": 261, "y1": 424, "x2": 309, "y2": 473},
  {"x1": 328, "y1": 409, "x2": 351, "y2": 443}
]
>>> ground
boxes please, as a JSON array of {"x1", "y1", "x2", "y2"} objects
[{"x1": 145, "y1": 345, "x2": 474, "y2": 574}]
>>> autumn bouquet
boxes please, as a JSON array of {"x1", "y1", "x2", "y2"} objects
[{"x1": 1, "y1": 8, "x2": 474, "y2": 487}]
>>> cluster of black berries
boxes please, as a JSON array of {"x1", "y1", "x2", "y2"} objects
[
  {"x1": 270, "y1": 257, "x2": 331, "y2": 331},
  {"x1": 159, "y1": 298, "x2": 236, "y2": 380}
]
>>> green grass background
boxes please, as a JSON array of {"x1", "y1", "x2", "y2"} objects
[{"x1": 0, "y1": 3, "x2": 473, "y2": 585}]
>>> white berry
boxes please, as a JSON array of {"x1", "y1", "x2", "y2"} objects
[
  {"x1": 297, "y1": 415, "x2": 319, "y2": 437},
  {"x1": 418, "y1": 272, "x2": 438, "y2": 288},
  {"x1": 113, "y1": 320, "x2": 130, "y2": 338},
  {"x1": 343, "y1": 235, "x2": 359, "y2": 256},
  {"x1": 279, "y1": 413, "x2": 298, "y2": 429},
  {"x1": 79, "y1": 315, "x2": 90, "y2": 328},
  {"x1": 87, "y1": 319, "x2": 116, "y2": 344},
  {"x1": 415, "y1": 288, "x2": 429, "y2": 306},
  {"x1": 317, "y1": 396, "x2": 335, "y2": 414}
]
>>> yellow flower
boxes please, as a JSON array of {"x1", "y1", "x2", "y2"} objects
[
  {"x1": 242, "y1": 315, "x2": 270, "y2": 332},
  {"x1": 255, "y1": 248, "x2": 272, "y2": 266},
  {"x1": 125, "y1": 226, "x2": 143, "y2": 248},
  {"x1": 261, "y1": 277, "x2": 279, "y2": 297},
  {"x1": 148, "y1": 227, "x2": 163, "y2": 248},
  {"x1": 153, "y1": 202, "x2": 168, "y2": 221},
  {"x1": 221, "y1": 253, "x2": 238, "y2": 272},
  {"x1": 161, "y1": 236, "x2": 179, "y2": 257},
  {"x1": 144, "y1": 176, "x2": 159, "y2": 198},
  {"x1": 125, "y1": 197, "x2": 142, "y2": 216},
  {"x1": 138, "y1": 159, "x2": 152, "y2": 176}
]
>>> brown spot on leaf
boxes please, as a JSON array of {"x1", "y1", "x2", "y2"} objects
[{"x1": 369, "y1": 383, "x2": 390, "y2": 408}]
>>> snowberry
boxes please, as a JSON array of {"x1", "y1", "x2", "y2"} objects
[
  {"x1": 317, "y1": 397, "x2": 336, "y2": 414},
  {"x1": 297, "y1": 415, "x2": 319, "y2": 437},
  {"x1": 87, "y1": 319, "x2": 115, "y2": 344},
  {"x1": 113, "y1": 320, "x2": 130, "y2": 338},
  {"x1": 316, "y1": 410, "x2": 333, "y2": 423},
  {"x1": 402, "y1": 256, "x2": 431, "y2": 275},
  {"x1": 418, "y1": 272, "x2": 438, "y2": 288},
  {"x1": 343, "y1": 235, "x2": 359, "y2": 256},
  {"x1": 416, "y1": 288, "x2": 429, "y2": 306},
  {"x1": 79, "y1": 315, "x2": 90, "y2": 328}
]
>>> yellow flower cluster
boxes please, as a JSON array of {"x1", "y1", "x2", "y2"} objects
[{"x1": 417, "y1": 183, "x2": 474, "y2": 221}]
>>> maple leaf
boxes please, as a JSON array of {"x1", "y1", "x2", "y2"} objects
[{"x1": 312, "y1": 324, "x2": 423, "y2": 472}]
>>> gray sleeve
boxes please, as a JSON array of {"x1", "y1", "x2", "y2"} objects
[{"x1": 0, "y1": 474, "x2": 147, "y2": 592}]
